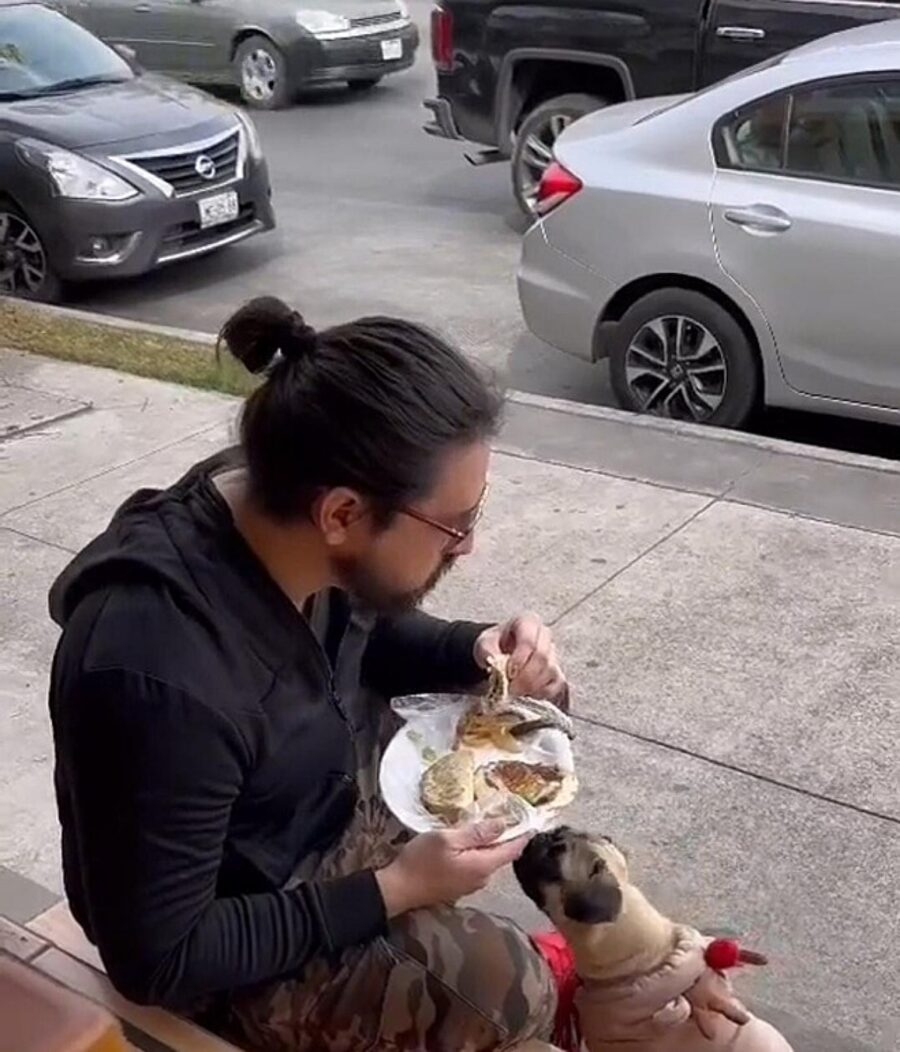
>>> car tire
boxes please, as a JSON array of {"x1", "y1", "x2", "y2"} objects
[
  {"x1": 609, "y1": 289, "x2": 760, "y2": 429},
  {"x1": 511, "y1": 93, "x2": 606, "y2": 215},
  {"x1": 0, "y1": 201, "x2": 63, "y2": 303},
  {"x1": 347, "y1": 78, "x2": 381, "y2": 93},
  {"x1": 235, "y1": 35, "x2": 292, "y2": 110}
]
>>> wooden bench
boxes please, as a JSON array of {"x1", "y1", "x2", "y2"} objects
[{"x1": 0, "y1": 906, "x2": 245, "y2": 1052}]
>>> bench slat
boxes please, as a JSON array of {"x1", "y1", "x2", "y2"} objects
[
  {"x1": 28, "y1": 901, "x2": 104, "y2": 972},
  {"x1": 31, "y1": 948, "x2": 245, "y2": 1052}
]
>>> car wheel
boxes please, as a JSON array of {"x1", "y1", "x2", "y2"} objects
[
  {"x1": 235, "y1": 35, "x2": 291, "y2": 110},
  {"x1": 609, "y1": 290, "x2": 760, "y2": 429},
  {"x1": 347, "y1": 78, "x2": 381, "y2": 93},
  {"x1": 0, "y1": 203, "x2": 62, "y2": 303},
  {"x1": 511, "y1": 93, "x2": 605, "y2": 215}
]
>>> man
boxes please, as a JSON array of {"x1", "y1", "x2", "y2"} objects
[{"x1": 48, "y1": 297, "x2": 567, "y2": 1051}]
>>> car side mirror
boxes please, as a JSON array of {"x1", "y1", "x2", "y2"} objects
[{"x1": 113, "y1": 43, "x2": 140, "y2": 69}]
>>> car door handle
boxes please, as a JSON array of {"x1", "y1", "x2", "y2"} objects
[
  {"x1": 717, "y1": 25, "x2": 766, "y2": 41},
  {"x1": 133, "y1": 3, "x2": 151, "y2": 11},
  {"x1": 723, "y1": 205, "x2": 791, "y2": 233}
]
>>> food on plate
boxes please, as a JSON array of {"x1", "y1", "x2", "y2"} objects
[
  {"x1": 421, "y1": 750, "x2": 475, "y2": 824},
  {"x1": 473, "y1": 768, "x2": 530, "y2": 828},
  {"x1": 457, "y1": 701, "x2": 576, "y2": 753},
  {"x1": 457, "y1": 709, "x2": 525, "y2": 752},
  {"x1": 483, "y1": 761, "x2": 569, "y2": 807}
]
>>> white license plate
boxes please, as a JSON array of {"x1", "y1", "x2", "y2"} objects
[
  {"x1": 381, "y1": 38, "x2": 403, "y2": 61},
  {"x1": 198, "y1": 190, "x2": 239, "y2": 229}
]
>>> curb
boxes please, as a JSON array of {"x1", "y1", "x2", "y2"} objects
[
  {"x1": 0, "y1": 297, "x2": 217, "y2": 347},
  {"x1": 507, "y1": 391, "x2": 900, "y2": 477},
  {"x1": 6, "y1": 299, "x2": 899, "y2": 477}
]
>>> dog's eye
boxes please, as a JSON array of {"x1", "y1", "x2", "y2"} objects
[{"x1": 591, "y1": 860, "x2": 605, "y2": 877}]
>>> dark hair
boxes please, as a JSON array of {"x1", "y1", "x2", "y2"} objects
[{"x1": 218, "y1": 296, "x2": 503, "y2": 522}]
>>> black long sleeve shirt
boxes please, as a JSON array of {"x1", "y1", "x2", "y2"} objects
[{"x1": 47, "y1": 452, "x2": 488, "y2": 1008}]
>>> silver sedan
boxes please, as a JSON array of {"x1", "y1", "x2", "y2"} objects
[{"x1": 519, "y1": 21, "x2": 900, "y2": 429}]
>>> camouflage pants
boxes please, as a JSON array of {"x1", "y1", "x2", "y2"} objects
[{"x1": 230, "y1": 701, "x2": 557, "y2": 1052}]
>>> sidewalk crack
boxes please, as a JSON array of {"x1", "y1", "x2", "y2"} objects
[
  {"x1": 549, "y1": 495, "x2": 719, "y2": 627},
  {"x1": 572, "y1": 712, "x2": 899, "y2": 826}
]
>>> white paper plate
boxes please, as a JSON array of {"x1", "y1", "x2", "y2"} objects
[{"x1": 380, "y1": 694, "x2": 577, "y2": 843}]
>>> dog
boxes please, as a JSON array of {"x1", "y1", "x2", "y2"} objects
[{"x1": 514, "y1": 827, "x2": 794, "y2": 1052}]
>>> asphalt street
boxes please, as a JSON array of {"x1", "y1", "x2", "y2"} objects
[{"x1": 73, "y1": 0, "x2": 899, "y2": 459}]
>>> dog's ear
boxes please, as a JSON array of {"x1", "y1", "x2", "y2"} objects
[{"x1": 562, "y1": 872, "x2": 623, "y2": 924}]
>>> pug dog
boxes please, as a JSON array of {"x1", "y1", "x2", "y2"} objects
[{"x1": 514, "y1": 827, "x2": 794, "y2": 1052}]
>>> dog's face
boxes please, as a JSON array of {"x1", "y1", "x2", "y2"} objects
[{"x1": 514, "y1": 826, "x2": 630, "y2": 928}]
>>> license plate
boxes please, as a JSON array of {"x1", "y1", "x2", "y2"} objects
[
  {"x1": 381, "y1": 38, "x2": 403, "y2": 61},
  {"x1": 198, "y1": 190, "x2": 239, "y2": 229}
]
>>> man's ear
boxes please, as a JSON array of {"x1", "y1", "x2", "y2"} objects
[
  {"x1": 315, "y1": 488, "x2": 368, "y2": 545},
  {"x1": 562, "y1": 874, "x2": 623, "y2": 924}
]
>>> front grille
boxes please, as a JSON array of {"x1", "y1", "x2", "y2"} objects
[
  {"x1": 126, "y1": 129, "x2": 240, "y2": 197},
  {"x1": 160, "y1": 203, "x2": 257, "y2": 257},
  {"x1": 350, "y1": 11, "x2": 402, "y2": 27}
]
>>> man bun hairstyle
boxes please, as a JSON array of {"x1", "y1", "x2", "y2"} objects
[
  {"x1": 220, "y1": 296, "x2": 318, "y2": 373},
  {"x1": 218, "y1": 297, "x2": 503, "y2": 523}
]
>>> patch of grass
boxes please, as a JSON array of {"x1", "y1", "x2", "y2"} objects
[{"x1": 0, "y1": 301, "x2": 256, "y2": 396}]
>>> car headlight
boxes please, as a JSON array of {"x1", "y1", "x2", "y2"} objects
[
  {"x1": 235, "y1": 111, "x2": 263, "y2": 161},
  {"x1": 16, "y1": 139, "x2": 138, "y2": 201},
  {"x1": 295, "y1": 9, "x2": 351, "y2": 35}
]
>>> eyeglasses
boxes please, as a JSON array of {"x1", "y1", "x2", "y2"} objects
[{"x1": 400, "y1": 485, "x2": 489, "y2": 547}]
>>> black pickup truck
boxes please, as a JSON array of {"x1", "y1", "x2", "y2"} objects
[{"x1": 425, "y1": 0, "x2": 900, "y2": 212}]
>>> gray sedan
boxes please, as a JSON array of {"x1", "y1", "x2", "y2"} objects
[
  {"x1": 64, "y1": 0, "x2": 418, "y2": 109},
  {"x1": 519, "y1": 21, "x2": 900, "y2": 429}
]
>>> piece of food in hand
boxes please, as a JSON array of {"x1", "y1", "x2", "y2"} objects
[
  {"x1": 421, "y1": 750, "x2": 476, "y2": 824},
  {"x1": 485, "y1": 654, "x2": 510, "y2": 709},
  {"x1": 483, "y1": 760, "x2": 567, "y2": 807}
]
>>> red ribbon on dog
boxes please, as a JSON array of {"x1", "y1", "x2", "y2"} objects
[{"x1": 532, "y1": 931, "x2": 582, "y2": 1052}]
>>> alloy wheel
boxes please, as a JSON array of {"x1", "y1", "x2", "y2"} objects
[
  {"x1": 518, "y1": 112, "x2": 574, "y2": 213},
  {"x1": 624, "y1": 315, "x2": 728, "y2": 422},
  {"x1": 0, "y1": 211, "x2": 47, "y2": 296},
  {"x1": 241, "y1": 49, "x2": 278, "y2": 103}
]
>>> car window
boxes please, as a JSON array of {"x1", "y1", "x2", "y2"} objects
[
  {"x1": 0, "y1": 3, "x2": 131, "y2": 100},
  {"x1": 719, "y1": 95, "x2": 788, "y2": 171},
  {"x1": 787, "y1": 80, "x2": 900, "y2": 186},
  {"x1": 716, "y1": 76, "x2": 900, "y2": 189}
]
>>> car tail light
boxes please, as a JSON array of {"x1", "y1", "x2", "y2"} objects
[
  {"x1": 431, "y1": 6, "x2": 454, "y2": 72},
  {"x1": 535, "y1": 162, "x2": 583, "y2": 216}
]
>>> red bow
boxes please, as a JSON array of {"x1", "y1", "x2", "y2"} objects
[{"x1": 704, "y1": 938, "x2": 769, "y2": 971}]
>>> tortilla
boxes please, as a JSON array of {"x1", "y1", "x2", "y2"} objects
[
  {"x1": 485, "y1": 654, "x2": 510, "y2": 709},
  {"x1": 420, "y1": 750, "x2": 475, "y2": 824},
  {"x1": 483, "y1": 760, "x2": 566, "y2": 807},
  {"x1": 457, "y1": 709, "x2": 524, "y2": 753}
]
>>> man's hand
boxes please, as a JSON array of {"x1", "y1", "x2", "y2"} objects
[
  {"x1": 686, "y1": 969, "x2": 752, "y2": 1039},
  {"x1": 474, "y1": 613, "x2": 569, "y2": 708},
  {"x1": 375, "y1": 820, "x2": 528, "y2": 918}
]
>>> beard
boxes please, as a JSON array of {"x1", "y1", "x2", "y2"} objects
[{"x1": 333, "y1": 552, "x2": 458, "y2": 615}]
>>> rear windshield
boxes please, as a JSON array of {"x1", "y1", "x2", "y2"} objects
[{"x1": 0, "y1": 3, "x2": 131, "y2": 100}]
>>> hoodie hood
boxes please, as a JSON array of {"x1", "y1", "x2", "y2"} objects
[{"x1": 49, "y1": 449, "x2": 241, "y2": 635}]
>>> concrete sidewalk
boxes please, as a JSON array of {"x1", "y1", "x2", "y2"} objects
[{"x1": 1, "y1": 348, "x2": 897, "y2": 1051}]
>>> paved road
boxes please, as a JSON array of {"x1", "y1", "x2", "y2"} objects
[
  {"x1": 74, "y1": 0, "x2": 898, "y2": 458},
  {"x1": 76, "y1": 2, "x2": 597, "y2": 402}
]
